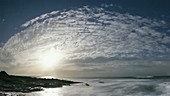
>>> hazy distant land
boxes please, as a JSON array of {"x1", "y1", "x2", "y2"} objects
[
  {"x1": 0, "y1": 71, "x2": 79, "y2": 93},
  {"x1": 74, "y1": 76, "x2": 170, "y2": 79}
]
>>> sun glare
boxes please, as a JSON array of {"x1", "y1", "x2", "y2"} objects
[
  {"x1": 41, "y1": 76, "x2": 56, "y2": 79},
  {"x1": 38, "y1": 48, "x2": 64, "y2": 69}
]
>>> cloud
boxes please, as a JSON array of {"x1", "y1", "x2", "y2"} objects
[
  {"x1": 64, "y1": 56, "x2": 170, "y2": 65},
  {"x1": 0, "y1": 5, "x2": 170, "y2": 76}
]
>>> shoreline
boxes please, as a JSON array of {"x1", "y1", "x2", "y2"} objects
[{"x1": 0, "y1": 71, "x2": 80, "y2": 93}]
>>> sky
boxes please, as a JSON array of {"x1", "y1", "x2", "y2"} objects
[{"x1": 0, "y1": 0, "x2": 170, "y2": 77}]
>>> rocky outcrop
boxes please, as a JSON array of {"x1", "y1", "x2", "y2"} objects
[
  {"x1": 0, "y1": 71, "x2": 80, "y2": 92},
  {"x1": 0, "y1": 71, "x2": 9, "y2": 77}
]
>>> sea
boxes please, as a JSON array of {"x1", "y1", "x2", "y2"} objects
[{"x1": 1, "y1": 78, "x2": 170, "y2": 96}]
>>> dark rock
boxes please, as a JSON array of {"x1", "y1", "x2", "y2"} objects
[
  {"x1": 85, "y1": 83, "x2": 90, "y2": 86},
  {"x1": 98, "y1": 81, "x2": 104, "y2": 83},
  {"x1": 0, "y1": 71, "x2": 8, "y2": 77},
  {"x1": 0, "y1": 71, "x2": 80, "y2": 92}
]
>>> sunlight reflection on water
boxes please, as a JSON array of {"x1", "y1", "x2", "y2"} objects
[
  {"x1": 0, "y1": 88, "x2": 63, "y2": 96},
  {"x1": 30, "y1": 88, "x2": 62, "y2": 96}
]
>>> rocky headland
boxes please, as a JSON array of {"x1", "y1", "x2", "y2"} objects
[{"x1": 0, "y1": 71, "x2": 79, "y2": 93}]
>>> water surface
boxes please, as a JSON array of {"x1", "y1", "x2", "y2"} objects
[{"x1": 2, "y1": 79, "x2": 170, "y2": 96}]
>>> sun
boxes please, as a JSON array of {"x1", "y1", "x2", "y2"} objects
[{"x1": 38, "y1": 48, "x2": 64, "y2": 69}]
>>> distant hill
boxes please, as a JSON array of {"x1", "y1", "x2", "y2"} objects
[{"x1": 72, "y1": 76, "x2": 170, "y2": 79}]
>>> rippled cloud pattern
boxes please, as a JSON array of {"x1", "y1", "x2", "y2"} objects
[{"x1": 0, "y1": 5, "x2": 170, "y2": 76}]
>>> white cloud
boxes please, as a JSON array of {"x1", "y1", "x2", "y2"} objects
[{"x1": 0, "y1": 5, "x2": 170, "y2": 76}]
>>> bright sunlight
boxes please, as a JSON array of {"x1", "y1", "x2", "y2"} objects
[{"x1": 38, "y1": 48, "x2": 64, "y2": 69}]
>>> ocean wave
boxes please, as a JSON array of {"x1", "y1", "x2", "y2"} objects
[{"x1": 2, "y1": 79, "x2": 170, "y2": 96}]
